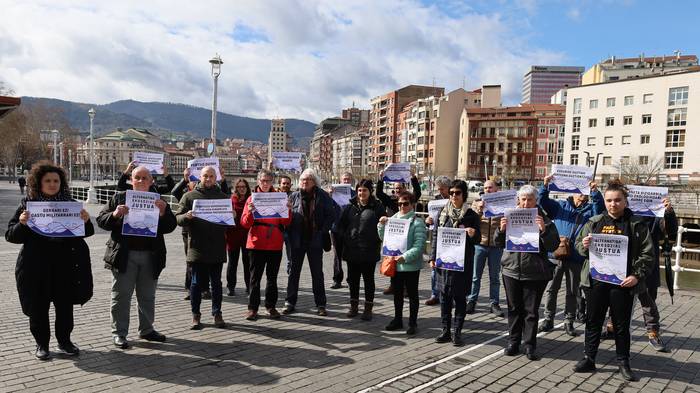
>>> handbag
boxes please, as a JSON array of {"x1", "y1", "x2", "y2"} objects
[
  {"x1": 380, "y1": 256, "x2": 397, "y2": 277},
  {"x1": 552, "y1": 236, "x2": 571, "y2": 260},
  {"x1": 323, "y1": 231, "x2": 332, "y2": 252}
]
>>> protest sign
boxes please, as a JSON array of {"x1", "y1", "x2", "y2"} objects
[
  {"x1": 505, "y1": 208, "x2": 539, "y2": 253},
  {"x1": 482, "y1": 189, "x2": 518, "y2": 218},
  {"x1": 133, "y1": 152, "x2": 164, "y2": 174},
  {"x1": 251, "y1": 192, "x2": 289, "y2": 219},
  {"x1": 122, "y1": 190, "x2": 160, "y2": 237},
  {"x1": 272, "y1": 152, "x2": 303, "y2": 172},
  {"x1": 590, "y1": 233, "x2": 629, "y2": 285},
  {"x1": 549, "y1": 164, "x2": 593, "y2": 195},
  {"x1": 187, "y1": 157, "x2": 222, "y2": 181},
  {"x1": 331, "y1": 184, "x2": 352, "y2": 207},
  {"x1": 382, "y1": 163, "x2": 411, "y2": 183},
  {"x1": 381, "y1": 218, "x2": 411, "y2": 256},
  {"x1": 26, "y1": 201, "x2": 84, "y2": 237},
  {"x1": 435, "y1": 226, "x2": 466, "y2": 271},
  {"x1": 427, "y1": 199, "x2": 448, "y2": 228},
  {"x1": 627, "y1": 185, "x2": 668, "y2": 218},
  {"x1": 193, "y1": 199, "x2": 235, "y2": 225}
]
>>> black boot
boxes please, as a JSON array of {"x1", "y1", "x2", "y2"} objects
[
  {"x1": 573, "y1": 356, "x2": 596, "y2": 373},
  {"x1": 360, "y1": 301, "x2": 373, "y2": 321},
  {"x1": 347, "y1": 299, "x2": 359, "y2": 318},
  {"x1": 503, "y1": 343, "x2": 519, "y2": 356},
  {"x1": 453, "y1": 319, "x2": 465, "y2": 347},
  {"x1": 564, "y1": 320, "x2": 578, "y2": 337},
  {"x1": 618, "y1": 359, "x2": 638, "y2": 382},
  {"x1": 435, "y1": 328, "x2": 451, "y2": 343}
]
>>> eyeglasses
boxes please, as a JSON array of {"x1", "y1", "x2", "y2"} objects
[
  {"x1": 397, "y1": 201, "x2": 411, "y2": 207},
  {"x1": 449, "y1": 190, "x2": 462, "y2": 196}
]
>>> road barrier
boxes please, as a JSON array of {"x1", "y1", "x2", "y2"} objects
[{"x1": 671, "y1": 225, "x2": 700, "y2": 290}]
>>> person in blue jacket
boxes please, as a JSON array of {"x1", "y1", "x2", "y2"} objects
[{"x1": 537, "y1": 175, "x2": 603, "y2": 336}]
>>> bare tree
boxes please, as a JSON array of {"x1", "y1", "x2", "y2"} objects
[{"x1": 613, "y1": 155, "x2": 665, "y2": 185}]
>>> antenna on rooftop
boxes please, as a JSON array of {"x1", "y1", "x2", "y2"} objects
[{"x1": 432, "y1": 76, "x2": 436, "y2": 87}]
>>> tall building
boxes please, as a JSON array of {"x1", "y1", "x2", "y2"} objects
[
  {"x1": 522, "y1": 66, "x2": 584, "y2": 104},
  {"x1": 331, "y1": 127, "x2": 370, "y2": 180},
  {"x1": 268, "y1": 118, "x2": 289, "y2": 165},
  {"x1": 581, "y1": 53, "x2": 699, "y2": 85},
  {"x1": 563, "y1": 70, "x2": 700, "y2": 183},
  {"x1": 341, "y1": 106, "x2": 370, "y2": 127},
  {"x1": 308, "y1": 117, "x2": 354, "y2": 180},
  {"x1": 367, "y1": 85, "x2": 445, "y2": 175},
  {"x1": 457, "y1": 104, "x2": 565, "y2": 182}
]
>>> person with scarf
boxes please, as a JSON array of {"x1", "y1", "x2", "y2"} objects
[
  {"x1": 379, "y1": 191, "x2": 426, "y2": 334},
  {"x1": 284, "y1": 169, "x2": 336, "y2": 316},
  {"x1": 240, "y1": 169, "x2": 292, "y2": 321},
  {"x1": 423, "y1": 175, "x2": 451, "y2": 306},
  {"x1": 225, "y1": 179, "x2": 252, "y2": 296},
  {"x1": 430, "y1": 180, "x2": 481, "y2": 347},
  {"x1": 494, "y1": 184, "x2": 559, "y2": 361},
  {"x1": 6, "y1": 161, "x2": 94, "y2": 360}
]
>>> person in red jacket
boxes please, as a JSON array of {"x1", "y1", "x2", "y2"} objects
[
  {"x1": 225, "y1": 179, "x2": 252, "y2": 296},
  {"x1": 240, "y1": 169, "x2": 292, "y2": 321}
]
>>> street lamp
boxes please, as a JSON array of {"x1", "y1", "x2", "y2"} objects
[
  {"x1": 484, "y1": 157, "x2": 489, "y2": 182},
  {"x1": 87, "y1": 108, "x2": 97, "y2": 203},
  {"x1": 492, "y1": 158, "x2": 497, "y2": 179},
  {"x1": 59, "y1": 142, "x2": 64, "y2": 168},
  {"x1": 51, "y1": 130, "x2": 59, "y2": 164},
  {"x1": 209, "y1": 54, "x2": 223, "y2": 156}
]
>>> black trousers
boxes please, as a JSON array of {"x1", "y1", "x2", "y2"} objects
[
  {"x1": 584, "y1": 280, "x2": 634, "y2": 361},
  {"x1": 393, "y1": 270, "x2": 420, "y2": 326},
  {"x1": 503, "y1": 275, "x2": 548, "y2": 350},
  {"x1": 227, "y1": 246, "x2": 250, "y2": 291},
  {"x1": 439, "y1": 267, "x2": 473, "y2": 329},
  {"x1": 248, "y1": 250, "x2": 282, "y2": 312},
  {"x1": 347, "y1": 261, "x2": 376, "y2": 303},
  {"x1": 331, "y1": 232, "x2": 345, "y2": 284},
  {"x1": 29, "y1": 300, "x2": 73, "y2": 348}
]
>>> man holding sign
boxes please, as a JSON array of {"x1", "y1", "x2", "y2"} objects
[
  {"x1": 117, "y1": 160, "x2": 175, "y2": 194},
  {"x1": 97, "y1": 166, "x2": 177, "y2": 349}
]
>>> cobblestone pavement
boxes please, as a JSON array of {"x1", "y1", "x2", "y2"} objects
[{"x1": 0, "y1": 182, "x2": 699, "y2": 392}]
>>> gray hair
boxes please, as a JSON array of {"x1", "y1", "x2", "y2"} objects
[
  {"x1": 257, "y1": 169, "x2": 275, "y2": 180},
  {"x1": 435, "y1": 176, "x2": 451, "y2": 188},
  {"x1": 298, "y1": 168, "x2": 321, "y2": 187},
  {"x1": 517, "y1": 184, "x2": 537, "y2": 199},
  {"x1": 341, "y1": 172, "x2": 354, "y2": 180}
]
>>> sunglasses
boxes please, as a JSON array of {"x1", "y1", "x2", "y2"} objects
[
  {"x1": 397, "y1": 201, "x2": 411, "y2": 207},
  {"x1": 449, "y1": 190, "x2": 463, "y2": 196}
]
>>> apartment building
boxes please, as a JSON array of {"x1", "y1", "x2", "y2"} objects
[
  {"x1": 331, "y1": 128, "x2": 370, "y2": 181},
  {"x1": 522, "y1": 66, "x2": 584, "y2": 104},
  {"x1": 563, "y1": 70, "x2": 699, "y2": 183},
  {"x1": 268, "y1": 118, "x2": 289, "y2": 165},
  {"x1": 582, "y1": 53, "x2": 699, "y2": 85}
]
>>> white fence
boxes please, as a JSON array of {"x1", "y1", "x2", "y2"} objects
[{"x1": 671, "y1": 225, "x2": 700, "y2": 290}]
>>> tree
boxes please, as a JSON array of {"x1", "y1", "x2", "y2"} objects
[{"x1": 613, "y1": 155, "x2": 665, "y2": 185}]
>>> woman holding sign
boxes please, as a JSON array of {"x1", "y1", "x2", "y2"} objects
[
  {"x1": 225, "y1": 179, "x2": 252, "y2": 296},
  {"x1": 378, "y1": 191, "x2": 426, "y2": 334},
  {"x1": 494, "y1": 184, "x2": 559, "y2": 361},
  {"x1": 429, "y1": 180, "x2": 480, "y2": 346},
  {"x1": 5, "y1": 161, "x2": 94, "y2": 360},
  {"x1": 573, "y1": 180, "x2": 654, "y2": 381}
]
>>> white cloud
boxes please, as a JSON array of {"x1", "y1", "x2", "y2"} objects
[{"x1": 0, "y1": 0, "x2": 566, "y2": 122}]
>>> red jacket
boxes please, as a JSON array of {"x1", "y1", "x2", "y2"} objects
[
  {"x1": 240, "y1": 187, "x2": 292, "y2": 251},
  {"x1": 225, "y1": 194, "x2": 250, "y2": 250}
]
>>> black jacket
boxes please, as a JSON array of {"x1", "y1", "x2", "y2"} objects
[
  {"x1": 430, "y1": 207, "x2": 481, "y2": 270},
  {"x1": 97, "y1": 191, "x2": 177, "y2": 278},
  {"x1": 175, "y1": 184, "x2": 229, "y2": 264},
  {"x1": 337, "y1": 197, "x2": 386, "y2": 263},
  {"x1": 117, "y1": 172, "x2": 176, "y2": 194},
  {"x1": 5, "y1": 199, "x2": 95, "y2": 316},
  {"x1": 376, "y1": 176, "x2": 421, "y2": 216}
]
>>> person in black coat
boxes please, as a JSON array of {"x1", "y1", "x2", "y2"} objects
[
  {"x1": 5, "y1": 161, "x2": 94, "y2": 360},
  {"x1": 116, "y1": 160, "x2": 175, "y2": 194}
]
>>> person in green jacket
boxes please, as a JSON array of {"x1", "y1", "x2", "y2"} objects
[{"x1": 378, "y1": 191, "x2": 426, "y2": 335}]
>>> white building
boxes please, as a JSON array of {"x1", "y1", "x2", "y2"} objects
[
  {"x1": 563, "y1": 70, "x2": 699, "y2": 183},
  {"x1": 331, "y1": 128, "x2": 369, "y2": 180},
  {"x1": 268, "y1": 118, "x2": 288, "y2": 164}
]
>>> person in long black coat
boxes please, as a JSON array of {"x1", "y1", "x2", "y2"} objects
[{"x1": 5, "y1": 161, "x2": 94, "y2": 361}]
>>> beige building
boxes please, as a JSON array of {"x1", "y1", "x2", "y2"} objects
[
  {"x1": 563, "y1": 70, "x2": 700, "y2": 183},
  {"x1": 268, "y1": 118, "x2": 289, "y2": 164},
  {"x1": 331, "y1": 128, "x2": 369, "y2": 181},
  {"x1": 76, "y1": 128, "x2": 162, "y2": 179},
  {"x1": 581, "y1": 53, "x2": 698, "y2": 85}
]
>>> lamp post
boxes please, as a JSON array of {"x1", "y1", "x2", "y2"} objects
[
  {"x1": 51, "y1": 130, "x2": 59, "y2": 164},
  {"x1": 492, "y1": 159, "x2": 497, "y2": 179},
  {"x1": 59, "y1": 142, "x2": 64, "y2": 167},
  {"x1": 209, "y1": 54, "x2": 223, "y2": 156},
  {"x1": 68, "y1": 149, "x2": 72, "y2": 183},
  {"x1": 87, "y1": 108, "x2": 97, "y2": 203},
  {"x1": 484, "y1": 157, "x2": 489, "y2": 182}
]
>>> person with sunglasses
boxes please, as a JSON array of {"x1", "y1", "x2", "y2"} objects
[
  {"x1": 225, "y1": 179, "x2": 252, "y2": 296},
  {"x1": 430, "y1": 180, "x2": 481, "y2": 346},
  {"x1": 423, "y1": 175, "x2": 451, "y2": 306},
  {"x1": 378, "y1": 191, "x2": 426, "y2": 333}
]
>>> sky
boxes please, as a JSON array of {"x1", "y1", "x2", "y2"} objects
[{"x1": 1, "y1": 0, "x2": 698, "y2": 122}]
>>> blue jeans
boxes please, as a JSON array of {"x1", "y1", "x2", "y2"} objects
[
  {"x1": 191, "y1": 263, "x2": 223, "y2": 316},
  {"x1": 430, "y1": 268, "x2": 439, "y2": 298},
  {"x1": 467, "y1": 245, "x2": 502, "y2": 305}
]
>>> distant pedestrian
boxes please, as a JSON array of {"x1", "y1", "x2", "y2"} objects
[
  {"x1": 6, "y1": 162, "x2": 94, "y2": 360},
  {"x1": 18, "y1": 176, "x2": 26, "y2": 194}
]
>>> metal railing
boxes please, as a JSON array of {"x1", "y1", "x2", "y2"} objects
[{"x1": 671, "y1": 225, "x2": 700, "y2": 290}]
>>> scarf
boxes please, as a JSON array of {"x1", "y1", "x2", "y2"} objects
[{"x1": 438, "y1": 201, "x2": 469, "y2": 228}]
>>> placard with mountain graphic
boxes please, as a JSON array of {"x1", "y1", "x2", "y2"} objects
[
  {"x1": 251, "y1": 192, "x2": 289, "y2": 219},
  {"x1": 628, "y1": 185, "x2": 667, "y2": 218},
  {"x1": 505, "y1": 208, "x2": 539, "y2": 253},
  {"x1": 26, "y1": 201, "x2": 84, "y2": 237},
  {"x1": 590, "y1": 233, "x2": 628, "y2": 285},
  {"x1": 193, "y1": 198, "x2": 235, "y2": 225},
  {"x1": 548, "y1": 164, "x2": 593, "y2": 195},
  {"x1": 381, "y1": 218, "x2": 410, "y2": 256},
  {"x1": 435, "y1": 226, "x2": 466, "y2": 271},
  {"x1": 122, "y1": 190, "x2": 160, "y2": 237}
]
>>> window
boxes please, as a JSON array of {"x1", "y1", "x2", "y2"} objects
[
  {"x1": 587, "y1": 137, "x2": 596, "y2": 146},
  {"x1": 640, "y1": 134, "x2": 650, "y2": 144},
  {"x1": 571, "y1": 135, "x2": 580, "y2": 151},
  {"x1": 624, "y1": 96, "x2": 634, "y2": 106},
  {"x1": 589, "y1": 99, "x2": 598, "y2": 109},
  {"x1": 667, "y1": 108, "x2": 687, "y2": 126},
  {"x1": 643, "y1": 93, "x2": 653, "y2": 104},
  {"x1": 606, "y1": 97, "x2": 616, "y2": 107},
  {"x1": 605, "y1": 117, "x2": 614, "y2": 127},
  {"x1": 622, "y1": 136, "x2": 631, "y2": 145},
  {"x1": 623, "y1": 116, "x2": 632, "y2": 125},
  {"x1": 666, "y1": 129, "x2": 686, "y2": 147},
  {"x1": 642, "y1": 114, "x2": 652, "y2": 124},
  {"x1": 570, "y1": 154, "x2": 579, "y2": 165},
  {"x1": 639, "y1": 156, "x2": 648, "y2": 165},
  {"x1": 602, "y1": 156, "x2": 612, "y2": 165},
  {"x1": 665, "y1": 152, "x2": 684, "y2": 169},
  {"x1": 604, "y1": 136, "x2": 613, "y2": 145},
  {"x1": 588, "y1": 118, "x2": 597, "y2": 127},
  {"x1": 573, "y1": 117, "x2": 581, "y2": 133},
  {"x1": 668, "y1": 86, "x2": 689, "y2": 106},
  {"x1": 573, "y1": 98, "x2": 582, "y2": 114}
]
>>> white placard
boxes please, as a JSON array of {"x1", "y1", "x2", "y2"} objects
[
  {"x1": 192, "y1": 199, "x2": 235, "y2": 225},
  {"x1": 331, "y1": 184, "x2": 352, "y2": 207},
  {"x1": 427, "y1": 199, "x2": 449, "y2": 228},
  {"x1": 382, "y1": 162, "x2": 411, "y2": 183},
  {"x1": 26, "y1": 201, "x2": 84, "y2": 237},
  {"x1": 482, "y1": 189, "x2": 518, "y2": 218},
  {"x1": 590, "y1": 233, "x2": 628, "y2": 285},
  {"x1": 122, "y1": 190, "x2": 160, "y2": 237},
  {"x1": 251, "y1": 192, "x2": 289, "y2": 219},
  {"x1": 549, "y1": 164, "x2": 593, "y2": 195},
  {"x1": 133, "y1": 152, "x2": 164, "y2": 175},
  {"x1": 435, "y1": 226, "x2": 466, "y2": 272},
  {"x1": 505, "y1": 208, "x2": 539, "y2": 253},
  {"x1": 381, "y1": 218, "x2": 411, "y2": 256},
  {"x1": 272, "y1": 152, "x2": 303, "y2": 171},
  {"x1": 187, "y1": 157, "x2": 222, "y2": 181},
  {"x1": 628, "y1": 185, "x2": 668, "y2": 218}
]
